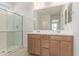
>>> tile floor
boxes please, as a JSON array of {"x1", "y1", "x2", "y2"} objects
[{"x1": 6, "y1": 48, "x2": 31, "y2": 56}]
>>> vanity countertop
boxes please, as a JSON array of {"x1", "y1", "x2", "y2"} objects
[{"x1": 28, "y1": 30, "x2": 73, "y2": 36}]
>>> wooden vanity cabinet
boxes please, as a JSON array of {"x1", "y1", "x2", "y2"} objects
[
  {"x1": 28, "y1": 34, "x2": 73, "y2": 56},
  {"x1": 28, "y1": 34, "x2": 41, "y2": 55}
]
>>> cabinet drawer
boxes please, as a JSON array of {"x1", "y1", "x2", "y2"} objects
[
  {"x1": 41, "y1": 39, "x2": 49, "y2": 48},
  {"x1": 50, "y1": 35, "x2": 63, "y2": 40},
  {"x1": 41, "y1": 35, "x2": 49, "y2": 39},
  {"x1": 34, "y1": 50, "x2": 40, "y2": 55},
  {"x1": 50, "y1": 35, "x2": 73, "y2": 41},
  {"x1": 28, "y1": 34, "x2": 40, "y2": 39},
  {"x1": 41, "y1": 48, "x2": 49, "y2": 56},
  {"x1": 62, "y1": 36, "x2": 73, "y2": 41}
]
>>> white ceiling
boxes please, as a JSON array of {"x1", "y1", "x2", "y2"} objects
[
  {"x1": 2, "y1": 2, "x2": 34, "y2": 10},
  {"x1": 2, "y1": 2, "x2": 65, "y2": 16}
]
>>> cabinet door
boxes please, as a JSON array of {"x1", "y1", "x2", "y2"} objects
[
  {"x1": 41, "y1": 48, "x2": 49, "y2": 56},
  {"x1": 28, "y1": 38, "x2": 40, "y2": 55},
  {"x1": 61, "y1": 41, "x2": 73, "y2": 56},
  {"x1": 28, "y1": 38, "x2": 35, "y2": 54},
  {"x1": 34, "y1": 38, "x2": 41, "y2": 55},
  {"x1": 41, "y1": 39, "x2": 49, "y2": 56},
  {"x1": 50, "y1": 40, "x2": 60, "y2": 56},
  {"x1": 41, "y1": 38, "x2": 49, "y2": 48}
]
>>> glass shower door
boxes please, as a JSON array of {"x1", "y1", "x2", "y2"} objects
[
  {"x1": 0, "y1": 9, "x2": 7, "y2": 54},
  {"x1": 7, "y1": 12, "x2": 23, "y2": 52}
]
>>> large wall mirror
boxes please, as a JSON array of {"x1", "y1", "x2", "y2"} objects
[
  {"x1": 50, "y1": 15, "x2": 60, "y2": 31},
  {"x1": 33, "y1": 3, "x2": 72, "y2": 31}
]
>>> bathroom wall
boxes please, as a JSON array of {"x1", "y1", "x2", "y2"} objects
[
  {"x1": 72, "y1": 2, "x2": 79, "y2": 56},
  {"x1": 62, "y1": 2, "x2": 79, "y2": 56},
  {"x1": 60, "y1": 3, "x2": 73, "y2": 34}
]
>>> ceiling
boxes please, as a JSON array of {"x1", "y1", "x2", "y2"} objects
[{"x1": 36, "y1": 5, "x2": 65, "y2": 16}]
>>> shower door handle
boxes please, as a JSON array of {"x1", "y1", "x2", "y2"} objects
[{"x1": 16, "y1": 25, "x2": 19, "y2": 30}]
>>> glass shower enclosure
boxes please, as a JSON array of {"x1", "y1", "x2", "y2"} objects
[{"x1": 0, "y1": 8, "x2": 23, "y2": 55}]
